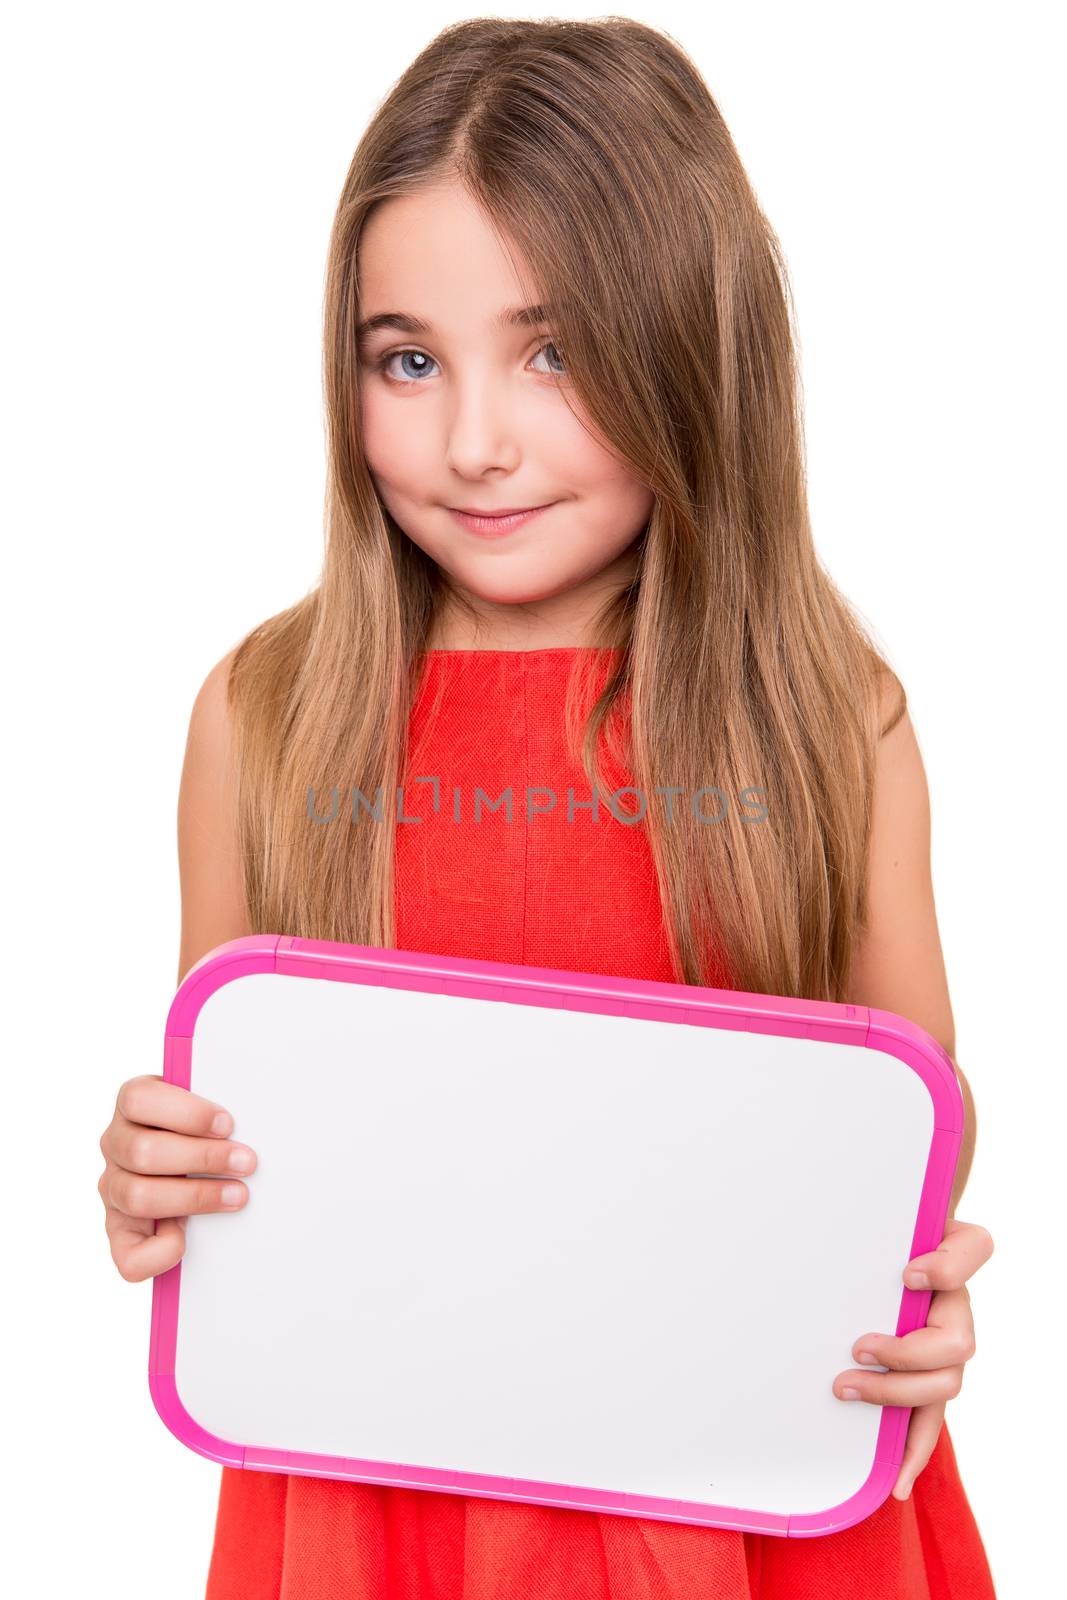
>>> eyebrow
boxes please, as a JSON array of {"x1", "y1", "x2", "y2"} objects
[{"x1": 355, "y1": 303, "x2": 554, "y2": 345}]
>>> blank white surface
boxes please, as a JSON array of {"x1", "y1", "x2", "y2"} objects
[{"x1": 178, "y1": 971, "x2": 933, "y2": 1516}]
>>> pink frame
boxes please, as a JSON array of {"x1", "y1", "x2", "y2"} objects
[{"x1": 150, "y1": 933, "x2": 963, "y2": 1537}]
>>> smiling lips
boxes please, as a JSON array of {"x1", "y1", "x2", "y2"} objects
[{"x1": 448, "y1": 503, "x2": 556, "y2": 536}]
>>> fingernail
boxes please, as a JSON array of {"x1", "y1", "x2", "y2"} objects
[
  {"x1": 840, "y1": 1386, "x2": 861, "y2": 1400},
  {"x1": 856, "y1": 1350, "x2": 880, "y2": 1365},
  {"x1": 220, "y1": 1183, "x2": 246, "y2": 1206},
  {"x1": 905, "y1": 1270, "x2": 930, "y2": 1289},
  {"x1": 227, "y1": 1146, "x2": 255, "y2": 1173},
  {"x1": 211, "y1": 1109, "x2": 233, "y2": 1136}
]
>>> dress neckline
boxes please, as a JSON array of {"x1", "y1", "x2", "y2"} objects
[{"x1": 417, "y1": 646, "x2": 621, "y2": 657}]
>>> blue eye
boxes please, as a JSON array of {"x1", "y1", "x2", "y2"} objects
[
  {"x1": 374, "y1": 341, "x2": 566, "y2": 384},
  {"x1": 378, "y1": 349, "x2": 438, "y2": 383},
  {"x1": 531, "y1": 341, "x2": 567, "y2": 375}
]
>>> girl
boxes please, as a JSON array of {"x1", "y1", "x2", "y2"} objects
[{"x1": 98, "y1": 17, "x2": 996, "y2": 1598}]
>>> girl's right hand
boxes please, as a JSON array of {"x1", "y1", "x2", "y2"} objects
[{"x1": 98, "y1": 1073, "x2": 257, "y2": 1282}]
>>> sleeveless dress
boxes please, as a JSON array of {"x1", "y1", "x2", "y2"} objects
[{"x1": 205, "y1": 646, "x2": 996, "y2": 1600}]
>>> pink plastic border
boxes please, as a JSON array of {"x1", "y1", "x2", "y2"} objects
[{"x1": 150, "y1": 933, "x2": 963, "y2": 1537}]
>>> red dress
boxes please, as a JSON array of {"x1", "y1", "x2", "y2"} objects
[{"x1": 205, "y1": 646, "x2": 996, "y2": 1599}]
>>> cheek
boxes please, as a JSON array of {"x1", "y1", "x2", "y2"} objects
[
  {"x1": 359, "y1": 385, "x2": 394, "y2": 473},
  {"x1": 545, "y1": 409, "x2": 648, "y2": 507},
  {"x1": 359, "y1": 386, "x2": 427, "y2": 492},
  {"x1": 570, "y1": 520, "x2": 644, "y2": 580},
  {"x1": 538, "y1": 408, "x2": 608, "y2": 485}
]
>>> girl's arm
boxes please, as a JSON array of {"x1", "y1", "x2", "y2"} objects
[
  {"x1": 176, "y1": 647, "x2": 251, "y2": 985},
  {"x1": 847, "y1": 685, "x2": 976, "y2": 1217},
  {"x1": 97, "y1": 649, "x2": 257, "y2": 1286},
  {"x1": 838, "y1": 684, "x2": 991, "y2": 1500}
]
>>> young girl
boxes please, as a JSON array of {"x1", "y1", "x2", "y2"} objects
[{"x1": 98, "y1": 17, "x2": 997, "y2": 1598}]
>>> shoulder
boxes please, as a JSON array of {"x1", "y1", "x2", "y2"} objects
[
  {"x1": 178, "y1": 646, "x2": 242, "y2": 840},
  {"x1": 177, "y1": 648, "x2": 248, "y2": 981},
  {"x1": 870, "y1": 671, "x2": 930, "y2": 857},
  {"x1": 179, "y1": 644, "x2": 242, "y2": 830},
  {"x1": 851, "y1": 671, "x2": 954, "y2": 1055},
  {"x1": 181, "y1": 647, "x2": 241, "y2": 781},
  {"x1": 189, "y1": 645, "x2": 238, "y2": 728},
  {"x1": 875, "y1": 667, "x2": 908, "y2": 740}
]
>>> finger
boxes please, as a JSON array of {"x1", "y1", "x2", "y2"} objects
[
  {"x1": 103, "y1": 1167, "x2": 250, "y2": 1219},
  {"x1": 108, "y1": 1211, "x2": 188, "y2": 1284},
  {"x1": 833, "y1": 1364, "x2": 963, "y2": 1407},
  {"x1": 903, "y1": 1218, "x2": 994, "y2": 1292},
  {"x1": 112, "y1": 1120, "x2": 257, "y2": 1179},
  {"x1": 892, "y1": 1400, "x2": 946, "y2": 1500},
  {"x1": 852, "y1": 1287, "x2": 975, "y2": 1371},
  {"x1": 113, "y1": 1074, "x2": 236, "y2": 1140},
  {"x1": 103, "y1": 1199, "x2": 188, "y2": 1244}
]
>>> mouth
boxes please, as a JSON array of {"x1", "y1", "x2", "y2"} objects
[{"x1": 447, "y1": 503, "x2": 557, "y2": 537}]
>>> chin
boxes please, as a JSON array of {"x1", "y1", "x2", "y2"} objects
[
  {"x1": 459, "y1": 574, "x2": 573, "y2": 607},
  {"x1": 441, "y1": 554, "x2": 573, "y2": 607}
]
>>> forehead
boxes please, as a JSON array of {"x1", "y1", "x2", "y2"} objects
[{"x1": 358, "y1": 182, "x2": 541, "y2": 327}]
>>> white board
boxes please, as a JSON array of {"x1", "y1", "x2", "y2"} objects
[{"x1": 149, "y1": 934, "x2": 962, "y2": 1538}]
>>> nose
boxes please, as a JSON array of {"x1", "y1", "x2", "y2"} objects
[{"x1": 445, "y1": 374, "x2": 522, "y2": 479}]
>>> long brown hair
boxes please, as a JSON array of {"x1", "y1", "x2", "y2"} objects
[{"x1": 228, "y1": 15, "x2": 904, "y2": 1002}]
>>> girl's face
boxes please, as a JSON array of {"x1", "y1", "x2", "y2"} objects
[{"x1": 357, "y1": 179, "x2": 653, "y2": 644}]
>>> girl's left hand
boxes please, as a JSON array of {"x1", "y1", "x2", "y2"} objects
[{"x1": 833, "y1": 1218, "x2": 994, "y2": 1500}]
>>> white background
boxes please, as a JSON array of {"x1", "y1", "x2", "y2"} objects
[{"x1": 4, "y1": 3, "x2": 1062, "y2": 1594}]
